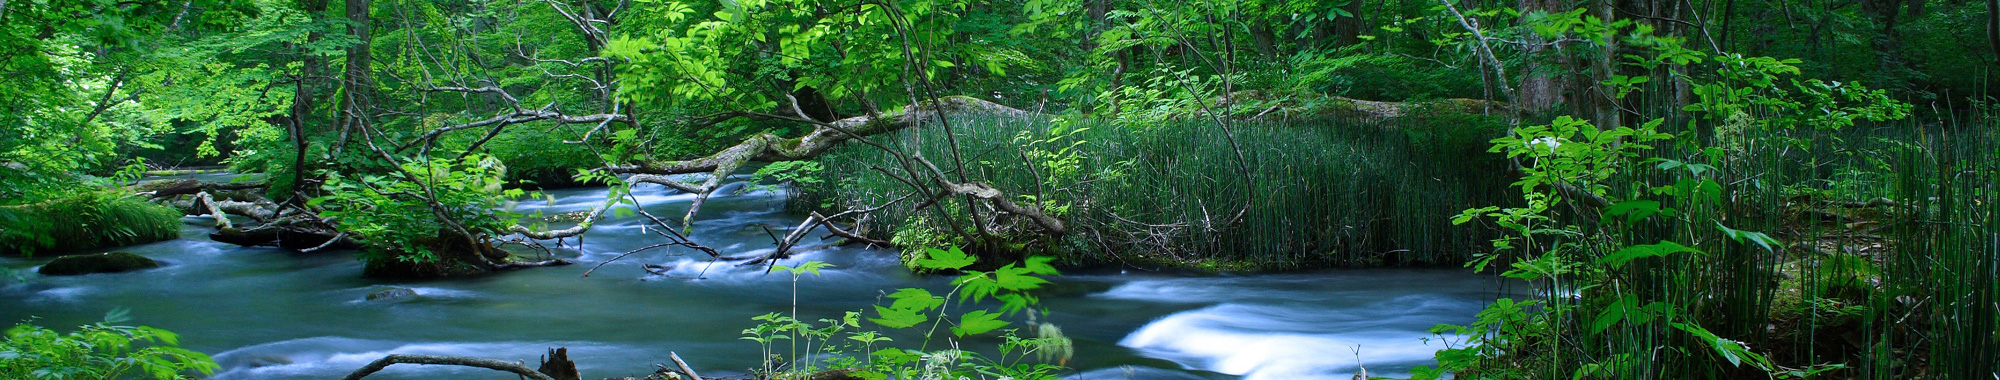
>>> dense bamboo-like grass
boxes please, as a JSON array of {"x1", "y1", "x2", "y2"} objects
[
  {"x1": 1519, "y1": 112, "x2": 1998, "y2": 377},
  {"x1": 793, "y1": 109, "x2": 1515, "y2": 269},
  {"x1": 0, "y1": 191, "x2": 183, "y2": 256}
]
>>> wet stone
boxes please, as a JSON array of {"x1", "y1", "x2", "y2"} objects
[{"x1": 365, "y1": 287, "x2": 418, "y2": 301}]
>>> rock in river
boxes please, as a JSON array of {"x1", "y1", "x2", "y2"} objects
[
  {"x1": 37, "y1": 251, "x2": 161, "y2": 276},
  {"x1": 366, "y1": 287, "x2": 418, "y2": 301}
]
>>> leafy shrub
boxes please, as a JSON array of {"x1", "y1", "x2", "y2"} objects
[
  {"x1": 1290, "y1": 47, "x2": 1483, "y2": 101},
  {"x1": 799, "y1": 113, "x2": 1513, "y2": 269},
  {"x1": 0, "y1": 311, "x2": 218, "y2": 380},
  {"x1": 311, "y1": 154, "x2": 521, "y2": 276},
  {"x1": 744, "y1": 249, "x2": 1072, "y2": 380},
  {"x1": 0, "y1": 191, "x2": 182, "y2": 257}
]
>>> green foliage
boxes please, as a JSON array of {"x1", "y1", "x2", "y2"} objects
[
  {"x1": 745, "y1": 251, "x2": 1070, "y2": 380},
  {"x1": 0, "y1": 191, "x2": 182, "y2": 257},
  {"x1": 800, "y1": 112, "x2": 1513, "y2": 270},
  {"x1": 1289, "y1": 47, "x2": 1482, "y2": 101},
  {"x1": 744, "y1": 161, "x2": 825, "y2": 195},
  {"x1": 310, "y1": 154, "x2": 522, "y2": 271},
  {"x1": 0, "y1": 310, "x2": 218, "y2": 380}
]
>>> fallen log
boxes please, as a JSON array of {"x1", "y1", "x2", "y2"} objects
[
  {"x1": 134, "y1": 178, "x2": 266, "y2": 199},
  {"x1": 342, "y1": 354, "x2": 557, "y2": 380}
]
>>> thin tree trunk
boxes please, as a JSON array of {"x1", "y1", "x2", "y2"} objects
[
  {"x1": 1865, "y1": 0, "x2": 1904, "y2": 83},
  {"x1": 1990, "y1": 0, "x2": 2000, "y2": 64},
  {"x1": 342, "y1": 0, "x2": 374, "y2": 145},
  {"x1": 1333, "y1": 0, "x2": 1365, "y2": 47},
  {"x1": 288, "y1": 0, "x2": 330, "y2": 202},
  {"x1": 1517, "y1": 0, "x2": 1568, "y2": 113},
  {"x1": 1249, "y1": 4, "x2": 1277, "y2": 59}
]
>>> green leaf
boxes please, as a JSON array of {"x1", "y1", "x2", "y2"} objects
[
  {"x1": 995, "y1": 264, "x2": 1051, "y2": 291},
  {"x1": 869, "y1": 305, "x2": 926, "y2": 329},
  {"x1": 884, "y1": 288, "x2": 943, "y2": 311},
  {"x1": 914, "y1": 246, "x2": 976, "y2": 270},
  {"x1": 1591, "y1": 295, "x2": 1637, "y2": 333},
  {"x1": 951, "y1": 310, "x2": 1009, "y2": 337},
  {"x1": 1716, "y1": 222, "x2": 1782, "y2": 252},
  {"x1": 1603, "y1": 200, "x2": 1662, "y2": 223},
  {"x1": 1022, "y1": 256, "x2": 1060, "y2": 276},
  {"x1": 1600, "y1": 241, "x2": 1703, "y2": 268}
]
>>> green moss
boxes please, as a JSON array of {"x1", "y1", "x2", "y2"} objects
[{"x1": 1, "y1": 191, "x2": 182, "y2": 256}]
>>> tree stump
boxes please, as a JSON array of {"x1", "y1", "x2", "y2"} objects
[{"x1": 538, "y1": 347, "x2": 581, "y2": 380}]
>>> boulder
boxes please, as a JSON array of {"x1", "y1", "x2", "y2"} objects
[
  {"x1": 38, "y1": 251, "x2": 161, "y2": 276},
  {"x1": 366, "y1": 287, "x2": 418, "y2": 301}
]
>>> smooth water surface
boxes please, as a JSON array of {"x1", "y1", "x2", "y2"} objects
[{"x1": 2, "y1": 180, "x2": 1504, "y2": 379}]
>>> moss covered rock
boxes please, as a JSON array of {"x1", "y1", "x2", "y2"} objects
[
  {"x1": 365, "y1": 287, "x2": 418, "y2": 301},
  {"x1": 38, "y1": 251, "x2": 161, "y2": 275}
]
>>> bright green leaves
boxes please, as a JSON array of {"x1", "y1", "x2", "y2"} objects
[
  {"x1": 0, "y1": 318, "x2": 219, "y2": 380},
  {"x1": 1602, "y1": 200, "x2": 1663, "y2": 223},
  {"x1": 1674, "y1": 322, "x2": 1773, "y2": 370},
  {"x1": 1715, "y1": 222, "x2": 1782, "y2": 252},
  {"x1": 950, "y1": 310, "x2": 1008, "y2": 337},
  {"x1": 751, "y1": 251, "x2": 1069, "y2": 380},
  {"x1": 870, "y1": 288, "x2": 943, "y2": 329},
  {"x1": 1489, "y1": 116, "x2": 1672, "y2": 201},
  {"x1": 775, "y1": 260, "x2": 834, "y2": 277},
  {"x1": 1591, "y1": 296, "x2": 1664, "y2": 334},
  {"x1": 610, "y1": 0, "x2": 970, "y2": 116},
  {"x1": 878, "y1": 249, "x2": 1061, "y2": 330},
  {"x1": 311, "y1": 154, "x2": 527, "y2": 267},
  {"x1": 914, "y1": 246, "x2": 977, "y2": 271},
  {"x1": 1603, "y1": 75, "x2": 1650, "y2": 99},
  {"x1": 1598, "y1": 241, "x2": 1702, "y2": 268}
]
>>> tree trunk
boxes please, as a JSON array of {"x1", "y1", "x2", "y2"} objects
[
  {"x1": 342, "y1": 0, "x2": 374, "y2": 137},
  {"x1": 1249, "y1": 4, "x2": 1277, "y2": 59},
  {"x1": 1332, "y1": 0, "x2": 1365, "y2": 47},
  {"x1": 288, "y1": 0, "x2": 330, "y2": 201},
  {"x1": 1865, "y1": 0, "x2": 1904, "y2": 85},
  {"x1": 1990, "y1": 0, "x2": 1999, "y2": 64},
  {"x1": 1516, "y1": 0, "x2": 1569, "y2": 113}
]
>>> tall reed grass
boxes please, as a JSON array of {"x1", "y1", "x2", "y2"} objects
[
  {"x1": 1490, "y1": 102, "x2": 1998, "y2": 377},
  {"x1": 792, "y1": 106, "x2": 1515, "y2": 269}
]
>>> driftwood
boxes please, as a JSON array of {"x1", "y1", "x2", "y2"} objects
[
  {"x1": 494, "y1": 258, "x2": 576, "y2": 270},
  {"x1": 341, "y1": 354, "x2": 557, "y2": 380},
  {"x1": 670, "y1": 352, "x2": 703, "y2": 380},
  {"x1": 134, "y1": 178, "x2": 265, "y2": 199}
]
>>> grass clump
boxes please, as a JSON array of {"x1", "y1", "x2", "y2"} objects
[
  {"x1": 0, "y1": 191, "x2": 182, "y2": 257},
  {"x1": 794, "y1": 108, "x2": 1513, "y2": 271}
]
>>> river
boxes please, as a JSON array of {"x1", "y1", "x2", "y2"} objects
[{"x1": 1, "y1": 177, "x2": 1506, "y2": 379}]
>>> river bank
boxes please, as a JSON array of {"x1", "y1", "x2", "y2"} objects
[{"x1": 1, "y1": 183, "x2": 1508, "y2": 379}]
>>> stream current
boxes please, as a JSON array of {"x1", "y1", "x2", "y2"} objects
[{"x1": 2, "y1": 175, "x2": 1505, "y2": 379}]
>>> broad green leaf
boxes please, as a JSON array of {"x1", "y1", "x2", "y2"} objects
[
  {"x1": 1599, "y1": 241, "x2": 1703, "y2": 268},
  {"x1": 915, "y1": 246, "x2": 976, "y2": 270},
  {"x1": 870, "y1": 305, "x2": 926, "y2": 329},
  {"x1": 1603, "y1": 200, "x2": 1662, "y2": 223},
  {"x1": 951, "y1": 309, "x2": 1009, "y2": 337}
]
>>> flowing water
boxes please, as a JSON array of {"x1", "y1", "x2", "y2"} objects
[{"x1": 1, "y1": 177, "x2": 1506, "y2": 379}]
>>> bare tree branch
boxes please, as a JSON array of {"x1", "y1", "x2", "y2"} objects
[{"x1": 342, "y1": 354, "x2": 555, "y2": 380}]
